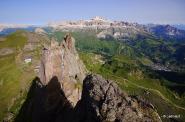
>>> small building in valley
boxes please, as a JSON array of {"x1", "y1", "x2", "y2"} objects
[{"x1": 24, "y1": 58, "x2": 32, "y2": 64}]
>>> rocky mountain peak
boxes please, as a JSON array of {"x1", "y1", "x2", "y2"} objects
[
  {"x1": 91, "y1": 16, "x2": 107, "y2": 21},
  {"x1": 39, "y1": 34, "x2": 86, "y2": 106},
  {"x1": 63, "y1": 33, "x2": 73, "y2": 50},
  {"x1": 34, "y1": 28, "x2": 47, "y2": 35}
]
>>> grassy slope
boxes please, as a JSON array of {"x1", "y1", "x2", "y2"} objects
[
  {"x1": 0, "y1": 31, "x2": 27, "y2": 48},
  {"x1": 50, "y1": 31, "x2": 121, "y2": 56},
  {"x1": 0, "y1": 55, "x2": 21, "y2": 118},
  {"x1": 0, "y1": 31, "x2": 41, "y2": 121}
]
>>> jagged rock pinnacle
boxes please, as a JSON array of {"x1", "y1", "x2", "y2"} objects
[{"x1": 39, "y1": 34, "x2": 86, "y2": 106}]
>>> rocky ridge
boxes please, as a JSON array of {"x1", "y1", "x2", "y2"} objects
[
  {"x1": 146, "y1": 24, "x2": 185, "y2": 40},
  {"x1": 75, "y1": 74, "x2": 161, "y2": 122},
  {"x1": 15, "y1": 34, "x2": 161, "y2": 122}
]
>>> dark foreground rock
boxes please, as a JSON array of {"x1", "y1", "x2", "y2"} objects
[
  {"x1": 75, "y1": 74, "x2": 161, "y2": 122},
  {"x1": 15, "y1": 74, "x2": 161, "y2": 122},
  {"x1": 15, "y1": 76, "x2": 74, "y2": 122}
]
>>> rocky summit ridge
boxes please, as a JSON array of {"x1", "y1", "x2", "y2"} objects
[
  {"x1": 15, "y1": 34, "x2": 161, "y2": 122},
  {"x1": 48, "y1": 16, "x2": 142, "y2": 31}
]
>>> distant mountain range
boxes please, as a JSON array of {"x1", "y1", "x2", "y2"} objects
[
  {"x1": 1, "y1": 17, "x2": 185, "y2": 42},
  {"x1": 0, "y1": 25, "x2": 37, "y2": 36},
  {"x1": 145, "y1": 24, "x2": 185, "y2": 41},
  {"x1": 172, "y1": 24, "x2": 185, "y2": 30}
]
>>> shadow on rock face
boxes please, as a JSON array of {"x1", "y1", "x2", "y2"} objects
[
  {"x1": 15, "y1": 76, "x2": 74, "y2": 122},
  {"x1": 15, "y1": 74, "x2": 162, "y2": 122}
]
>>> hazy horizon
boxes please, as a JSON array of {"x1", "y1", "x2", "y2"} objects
[{"x1": 0, "y1": 0, "x2": 185, "y2": 25}]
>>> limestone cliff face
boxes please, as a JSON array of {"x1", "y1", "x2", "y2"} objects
[{"x1": 39, "y1": 34, "x2": 86, "y2": 106}]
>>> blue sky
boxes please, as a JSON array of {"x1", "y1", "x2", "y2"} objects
[{"x1": 0, "y1": 0, "x2": 185, "y2": 25}]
